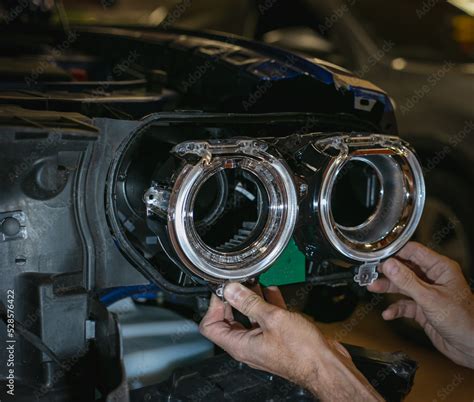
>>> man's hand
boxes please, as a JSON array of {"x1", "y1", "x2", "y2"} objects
[
  {"x1": 200, "y1": 284, "x2": 383, "y2": 401},
  {"x1": 368, "y1": 241, "x2": 474, "y2": 368}
]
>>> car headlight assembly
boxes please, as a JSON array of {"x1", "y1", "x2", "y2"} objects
[{"x1": 143, "y1": 133, "x2": 425, "y2": 289}]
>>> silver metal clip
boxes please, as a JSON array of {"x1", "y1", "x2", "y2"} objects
[
  {"x1": 213, "y1": 283, "x2": 226, "y2": 301},
  {"x1": 354, "y1": 263, "x2": 379, "y2": 286}
]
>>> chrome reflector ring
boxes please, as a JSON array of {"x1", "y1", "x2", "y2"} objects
[
  {"x1": 167, "y1": 150, "x2": 298, "y2": 282},
  {"x1": 318, "y1": 139, "x2": 425, "y2": 262}
]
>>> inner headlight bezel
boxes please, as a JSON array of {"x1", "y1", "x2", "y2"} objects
[
  {"x1": 166, "y1": 139, "x2": 299, "y2": 283},
  {"x1": 293, "y1": 134, "x2": 426, "y2": 264}
]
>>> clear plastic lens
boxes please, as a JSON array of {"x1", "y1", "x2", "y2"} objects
[
  {"x1": 318, "y1": 139, "x2": 425, "y2": 262},
  {"x1": 167, "y1": 148, "x2": 298, "y2": 282}
]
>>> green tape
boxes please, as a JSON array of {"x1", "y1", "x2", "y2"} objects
[{"x1": 259, "y1": 239, "x2": 306, "y2": 287}]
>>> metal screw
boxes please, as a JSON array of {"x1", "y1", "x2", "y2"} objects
[{"x1": 299, "y1": 183, "x2": 308, "y2": 195}]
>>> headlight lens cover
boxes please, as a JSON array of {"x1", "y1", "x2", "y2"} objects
[
  {"x1": 166, "y1": 139, "x2": 299, "y2": 282},
  {"x1": 290, "y1": 134, "x2": 425, "y2": 263},
  {"x1": 313, "y1": 134, "x2": 425, "y2": 262}
]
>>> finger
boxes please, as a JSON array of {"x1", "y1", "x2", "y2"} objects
[
  {"x1": 396, "y1": 242, "x2": 450, "y2": 280},
  {"x1": 382, "y1": 299, "x2": 417, "y2": 320},
  {"x1": 224, "y1": 282, "x2": 277, "y2": 327},
  {"x1": 199, "y1": 294, "x2": 262, "y2": 364},
  {"x1": 201, "y1": 294, "x2": 226, "y2": 326},
  {"x1": 263, "y1": 286, "x2": 287, "y2": 309},
  {"x1": 249, "y1": 283, "x2": 264, "y2": 298},
  {"x1": 379, "y1": 258, "x2": 431, "y2": 304},
  {"x1": 200, "y1": 296, "x2": 247, "y2": 343},
  {"x1": 248, "y1": 284, "x2": 265, "y2": 324},
  {"x1": 201, "y1": 296, "x2": 234, "y2": 331},
  {"x1": 224, "y1": 301, "x2": 234, "y2": 322},
  {"x1": 200, "y1": 316, "x2": 249, "y2": 350},
  {"x1": 329, "y1": 339, "x2": 351, "y2": 359},
  {"x1": 367, "y1": 277, "x2": 399, "y2": 294},
  {"x1": 202, "y1": 317, "x2": 264, "y2": 364}
]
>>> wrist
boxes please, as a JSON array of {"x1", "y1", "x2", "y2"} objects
[{"x1": 306, "y1": 349, "x2": 382, "y2": 402}]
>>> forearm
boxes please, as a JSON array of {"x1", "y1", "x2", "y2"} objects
[
  {"x1": 201, "y1": 285, "x2": 385, "y2": 401},
  {"x1": 306, "y1": 352, "x2": 384, "y2": 402}
]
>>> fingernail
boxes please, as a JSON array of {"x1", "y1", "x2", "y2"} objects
[
  {"x1": 386, "y1": 259, "x2": 399, "y2": 276},
  {"x1": 224, "y1": 282, "x2": 242, "y2": 302},
  {"x1": 382, "y1": 308, "x2": 396, "y2": 320}
]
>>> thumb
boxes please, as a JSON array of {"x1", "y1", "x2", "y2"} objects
[
  {"x1": 380, "y1": 258, "x2": 431, "y2": 303},
  {"x1": 224, "y1": 282, "x2": 276, "y2": 326}
]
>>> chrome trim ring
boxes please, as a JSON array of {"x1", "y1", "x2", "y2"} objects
[
  {"x1": 167, "y1": 150, "x2": 298, "y2": 282},
  {"x1": 318, "y1": 140, "x2": 425, "y2": 262}
]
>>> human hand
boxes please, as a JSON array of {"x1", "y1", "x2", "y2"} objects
[
  {"x1": 368, "y1": 241, "x2": 474, "y2": 368},
  {"x1": 199, "y1": 283, "x2": 382, "y2": 401}
]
